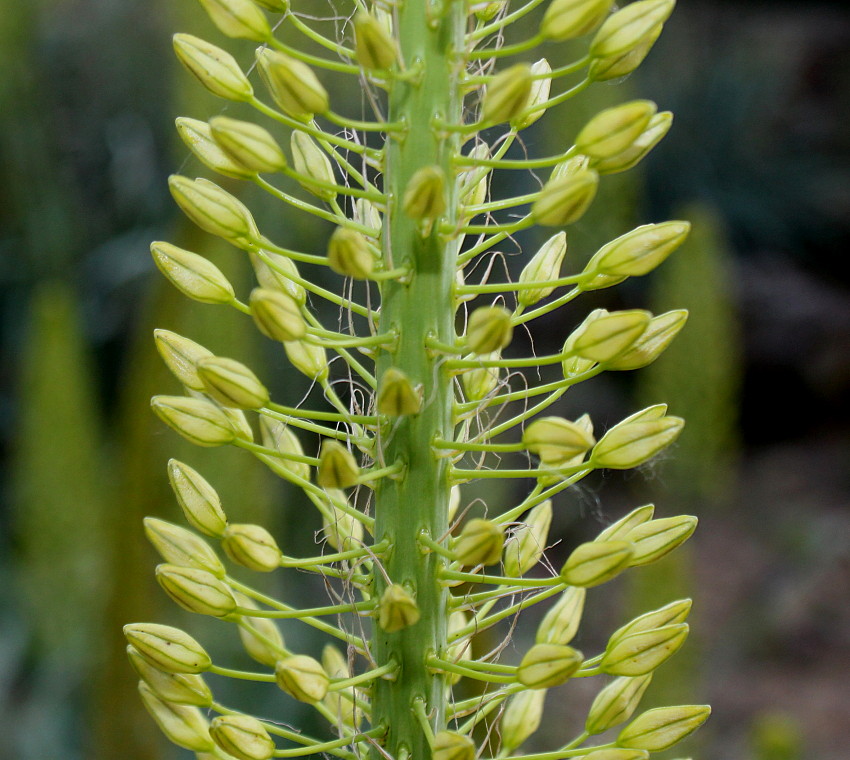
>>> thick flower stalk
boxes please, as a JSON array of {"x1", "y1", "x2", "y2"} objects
[{"x1": 128, "y1": 1, "x2": 711, "y2": 759}]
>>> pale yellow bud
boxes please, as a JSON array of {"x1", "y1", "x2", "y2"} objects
[
  {"x1": 156, "y1": 563, "x2": 238, "y2": 618},
  {"x1": 589, "y1": 0, "x2": 674, "y2": 58},
  {"x1": 591, "y1": 411, "x2": 684, "y2": 469},
  {"x1": 561, "y1": 540, "x2": 633, "y2": 587},
  {"x1": 138, "y1": 681, "x2": 214, "y2": 752},
  {"x1": 154, "y1": 330, "x2": 214, "y2": 392},
  {"x1": 532, "y1": 169, "x2": 599, "y2": 227},
  {"x1": 504, "y1": 500, "x2": 553, "y2": 576},
  {"x1": 317, "y1": 440, "x2": 360, "y2": 489},
  {"x1": 596, "y1": 503, "x2": 655, "y2": 542},
  {"x1": 560, "y1": 310, "x2": 600, "y2": 378},
  {"x1": 481, "y1": 64, "x2": 533, "y2": 125},
  {"x1": 284, "y1": 339, "x2": 329, "y2": 382},
  {"x1": 541, "y1": 0, "x2": 613, "y2": 41},
  {"x1": 322, "y1": 643, "x2": 361, "y2": 728},
  {"x1": 536, "y1": 586, "x2": 586, "y2": 645},
  {"x1": 403, "y1": 165, "x2": 447, "y2": 220},
  {"x1": 249, "y1": 287, "x2": 307, "y2": 342},
  {"x1": 223, "y1": 523, "x2": 282, "y2": 572},
  {"x1": 466, "y1": 305, "x2": 513, "y2": 354},
  {"x1": 124, "y1": 623, "x2": 212, "y2": 674},
  {"x1": 327, "y1": 227, "x2": 375, "y2": 280},
  {"x1": 459, "y1": 143, "x2": 491, "y2": 209},
  {"x1": 586, "y1": 675, "x2": 653, "y2": 735},
  {"x1": 168, "y1": 176, "x2": 258, "y2": 246},
  {"x1": 474, "y1": 0, "x2": 506, "y2": 22},
  {"x1": 210, "y1": 714, "x2": 276, "y2": 760},
  {"x1": 256, "y1": 48, "x2": 329, "y2": 120},
  {"x1": 513, "y1": 58, "x2": 552, "y2": 129},
  {"x1": 128, "y1": 646, "x2": 213, "y2": 707},
  {"x1": 197, "y1": 356, "x2": 269, "y2": 410},
  {"x1": 617, "y1": 705, "x2": 711, "y2": 752},
  {"x1": 238, "y1": 595, "x2": 286, "y2": 666},
  {"x1": 433, "y1": 731, "x2": 475, "y2": 760},
  {"x1": 523, "y1": 416, "x2": 596, "y2": 466},
  {"x1": 378, "y1": 583, "x2": 421, "y2": 633},
  {"x1": 454, "y1": 518, "x2": 504, "y2": 566},
  {"x1": 210, "y1": 116, "x2": 288, "y2": 174},
  {"x1": 501, "y1": 689, "x2": 546, "y2": 751},
  {"x1": 250, "y1": 251, "x2": 306, "y2": 305},
  {"x1": 275, "y1": 655, "x2": 330, "y2": 703},
  {"x1": 448, "y1": 485, "x2": 461, "y2": 521},
  {"x1": 259, "y1": 416, "x2": 311, "y2": 481},
  {"x1": 601, "y1": 623, "x2": 689, "y2": 676},
  {"x1": 173, "y1": 34, "x2": 253, "y2": 102},
  {"x1": 353, "y1": 12, "x2": 398, "y2": 70},
  {"x1": 151, "y1": 395, "x2": 236, "y2": 447},
  {"x1": 551, "y1": 153, "x2": 590, "y2": 181},
  {"x1": 176, "y1": 117, "x2": 252, "y2": 179},
  {"x1": 197, "y1": 0, "x2": 270, "y2": 41},
  {"x1": 290, "y1": 130, "x2": 336, "y2": 200},
  {"x1": 377, "y1": 367, "x2": 422, "y2": 416},
  {"x1": 354, "y1": 198, "x2": 382, "y2": 232},
  {"x1": 585, "y1": 221, "x2": 691, "y2": 281},
  {"x1": 576, "y1": 101, "x2": 657, "y2": 160},
  {"x1": 461, "y1": 352, "x2": 502, "y2": 402},
  {"x1": 517, "y1": 643, "x2": 584, "y2": 688},
  {"x1": 626, "y1": 514, "x2": 697, "y2": 566},
  {"x1": 144, "y1": 517, "x2": 225, "y2": 577},
  {"x1": 517, "y1": 232, "x2": 567, "y2": 306},
  {"x1": 321, "y1": 491, "x2": 364, "y2": 551},
  {"x1": 592, "y1": 111, "x2": 672, "y2": 175},
  {"x1": 581, "y1": 750, "x2": 649, "y2": 760},
  {"x1": 606, "y1": 310, "x2": 688, "y2": 371},
  {"x1": 610, "y1": 599, "x2": 692, "y2": 642},
  {"x1": 568, "y1": 309, "x2": 651, "y2": 363},
  {"x1": 446, "y1": 610, "x2": 472, "y2": 664}
]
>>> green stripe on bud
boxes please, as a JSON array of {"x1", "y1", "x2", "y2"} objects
[
  {"x1": 586, "y1": 674, "x2": 653, "y2": 735},
  {"x1": 151, "y1": 395, "x2": 236, "y2": 447},
  {"x1": 625, "y1": 514, "x2": 697, "y2": 566},
  {"x1": 259, "y1": 417, "x2": 311, "y2": 481},
  {"x1": 461, "y1": 351, "x2": 502, "y2": 402},
  {"x1": 403, "y1": 165, "x2": 447, "y2": 220},
  {"x1": 249, "y1": 287, "x2": 307, "y2": 342},
  {"x1": 154, "y1": 330, "x2": 214, "y2": 392},
  {"x1": 250, "y1": 251, "x2": 306, "y2": 305},
  {"x1": 540, "y1": 0, "x2": 613, "y2": 41},
  {"x1": 454, "y1": 518, "x2": 505, "y2": 566},
  {"x1": 176, "y1": 117, "x2": 252, "y2": 179},
  {"x1": 128, "y1": 646, "x2": 213, "y2": 707},
  {"x1": 596, "y1": 504, "x2": 655, "y2": 542},
  {"x1": 223, "y1": 523, "x2": 282, "y2": 572},
  {"x1": 481, "y1": 64, "x2": 533, "y2": 125},
  {"x1": 576, "y1": 101, "x2": 657, "y2": 160},
  {"x1": 504, "y1": 499, "x2": 553, "y2": 576},
  {"x1": 198, "y1": 356, "x2": 269, "y2": 410},
  {"x1": 210, "y1": 714, "x2": 276, "y2": 760},
  {"x1": 284, "y1": 339, "x2": 329, "y2": 382},
  {"x1": 257, "y1": 49, "x2": 329, "y2": 120},
  {"x1": 591, "y1": 111, "x2": 672, "y2": 175},
  {"x1": 144, "y1": 517, "x2": 225, "y2": 577},
  {"x1": 606, "y1": 310, "x2": 688, "y2": 371},
  {"x1": 197, "y1": 0, "x2": 271, "y2": 41},
  {"x1": 601, "y1": 623, "x2": 689, "y2": 676},
  {"x1": 317, "y1": 440, "x2": 360, "y2": 489},
  {"x1": 138, "y1": 681, "x2": 214, "y2": 752},
  {"x1": 518, "y1": 232, "x2": 567, "y2": 306},
  {"x1": 610, "y1": 599, "x2": 692, "y2": 642},
  {"x1": 617, "y1": 705, "x2": 711, "y2": 751},
  {"x1": 569, "y1": 309, "x2": 651, "y2": 363},
  {"x1": 354, "y1": 197, "x2": 382, "y2": 232},
  {"x1": 377, "y1": 367, "x2": 422, "y2": 416},
  {"x1": 589, "y1": 0, "x2": 674, "y2": 58},
  {"x1": 517, "y1": 643, "x2": 584, "y2": 688},
  {"x1": 536, "y1": 586, "x2": 585, "y2": 645},
  {"x1": 586, "y1": 221, "x2": 691, "y2": 280},
  {"x1": 353, "y1": 12, "x2": 398, "y2": 70},
  {"x1": 513, "y1": 58, "x2": 552, "y2": 130},
  {"x1": 151, "y1": 241, "x2": 236, "y2": 304},
  {"x1": 501, "y1": 689, "x2": 546, "y2": 751},
  {"x1": 290, "y1": 131, "x2": 337, "y2": 200},
  {"x1": 156, "y1": 563, "x2": 238, "y2": 618},
  {"x1": 124, "y1": 623, "x2": 212, "y2": 674},
  {"x1": 327, "y1": 227, "x2": 375, "y2": 280},
  {"x1": 173, "y1": 34, "x2": 253, "y2": 102},
  {"x1": 561, "y1": 540, "x2": 633, "y2": 587},
  {"x1": 591, "y1": 410, "x2": 684, "y2": 469},
  {"x1": 321, "y1": 490, "x2": 364, "y2": 550},
  {"x1": 168, "y1": 176, "x2": 258, "y2": 246},
  {"x1": 275, "y1": 655, "x2": 330, "y2": 703},
  {"x1": 238, "y1": 595, "x2": 286, "y2": 665},
  {"x1": 523, "y1": 416, "x2": 596, "y2": 466},
  {"x1": 210, "y1": 116, "x2": 287, "y2": 174},
  {"x1": 433, "y1": 731, "x2": 475, "y2": 760},
  {"x1": 378, "y1": 583, "x2": 421, "y2": 633},
  {"x1": 466, "y1": 305, "x2": 513, "y2": 354},
  {"x1": 532, "y1": 169, "x2": 599, "y2": 227},
  {"x1": 168, "y1": 460, "x2": 228, "y2": 538}
]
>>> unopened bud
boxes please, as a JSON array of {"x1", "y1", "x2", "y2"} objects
[
  {"x1": 321, "y1": 491, "x2": 364, "y2": 551},
  {"x1": 210, "y1": 116, "x2": 287, "y2": 174},
  {"x1": 138, "y1": 681, "x2": 214, "y2": 752},
  {"x1": 610, "y1": 599, "x2": 692, "y2": 642},
  {"x1": 168, "y1": 176, "x2": 258, "y2": 246},
  {"x1": 592, "y1": 111, "x2": 672, "y2": 175},
  {"x1": 197, "y1": 356, "x2": 269, "y2": 410},
  {"x1": 541, "y1": 0, "x2": 613, "y2": 41},
  {"x1": 253, "y1": 0, "x2": 288, "y2": 9},
  {"x1": 617, "y1": 705, "x2": 711, "y2": 752},
  {"x1": 517, "y1": 643, "x2": 584, "y2": 688},
  {"x1": 532, "y1": 169, "x2": 599, "y2": 227},
  {"x1": 589, "y1": 0, "x2": 674, "y2": 59},
  {"x1": 466, "y1": 305, "x2": 513, "y2": 354},
  {"x1": 128, "y1": 646, "x2": 213, "y2": 707},
  {"x1": 461, "y1": 352, "x2": 502, "y2": 402},
  {"x1": 513, "y1": 58, "x2": 552, "y2": 129},
  {"x1": 354, "y1": 198, "x2": 382, "y2": 232},
  {"x1": 156, "y1": 563, "x2": 237, "y2": 618},
  {"x1": 536, "y1": 586, "x2": 586, "y2": 645},
  {"x1": 151, "y1": 395, "x2": 235, "y2": 447},
  {"x1": 378, "y1": 583, "x2": 421, "y2": 633},
  {"x1": 223, "y1": 523, "x2": 282, "y2": 572},
  {"x1": 238, "y1": 596, "x2": 286, "y2": 665},
  {"x1": 586, "y1": 221, "x2": 691, "y2": 282},
  {"x1": 144, "y1": 517, "x2": 225, "y2": 577},
  {"x1": 576, "y1": 101, "x2": 657, "y2": 160},
  {"x1": 601, "y1": 623, "x2": 689, "y2": 676},
  {"x1": 173, "y1": 34, "x2": 253, "y2": 102},
  {"x1": 290, "y1": 132, "x2": 336, "y2": 200},
  {"x1": 403, "y1": 165, "x2": 447, "y2": 220},
  {"x1": 152, "y1": 241, "x2": 236, "y2": 305},
  {"x1": 475, "y1": 0, "x2": 506, "y2": 21},
  {"x1": 250, "y1": 251, "x2": 306, "y2": 305},
  {"x1": 284, "y1": 339, "x2": 329, "y2": 382},
  {"x1": 317, "y1": 440, "x2": 360, "y2": 489},
  {"x1": 501, "y1": 689, "x2": 546, "y2": 751},
  {"x1": 353, "y1": 12, "x2": 397, "y2": 70},
  {"x1": 167, "y1": 460, "x2": 227, "y2": 538},
  {"x1": 250, "y1": 287, "x2": 306, "y2": 342},
  {"x1": 560, "y1": 311, "x2": 600, "y2": 378},
  {"x1": 590, "y1": 25, "x2": 661, "y2": 81},
  {"x1": 275, "y1": 655, "x2": 329, "y2": 703},
  {"x1": 551, "y1": 154, "x2": 590, "y2": 182},
  {"x1": 448, "y1": 485, "x2": 461, "y2": 521},
  {"x1": 327, "y1": 227, "x2": 375, "y2": 280},
  {"x1": 154, "y1": 330, "x2": 214, "y2": 392},
  {"x1": 518, "y1": 232, "x2": 567, "y2": 307},
  {"x1": 606, "y1": 310, "x2": 688, "y2": 371},
  {"x1": 446, "y1": 610, "x2": 472, "y2": 666},
  {"x1": 524, "y1": 416, "x2": 596, "y2": 466},
  {"x1": 377, "y1": 367, "x2": 422, "y2": 416},
  {"x1": 197, "y1": 0, "x2": 270, "y2": 41},
  {"x1": 176, "y1": 117, "x2": 252, "y2": 179},
  {"x1": 459, "y1": 144, "x2": 491, "y2": 212},
  {"x1": 433, "y1": 731, "x2": 475, "y2": 760},
  {"x1": 626, "y1": 515, "x2": 697, "y2": 566},
  {"x1": 570, "y1": 309, "x2": 651, "y2": 364},
  {"x1": 322, "y1": 643, "x2": 361, "y2": 728},
  {"x1": 259, "y1": 417, "x2": 311, "y2": 481},
  {"x1": 504, "y1": 500, "x2": 553, "y2": 576},
  {"x1": 124, "y1": 623, "x2": 211, "y2": 674},
  {"x1": 561, "y1": 540, "x2": 633, "y2": 587},
  {"x1": 581, "y1": 750, "x2": 649, "y2": 760},
  {"x1": 454, "y1": 518, "x2": 504, "y2": 566},
  {"x1": 210, "y1": 714, "x2": 276, "y2": 760},
  {"x1": 256, "y1": 48, "x2": 329, "y2": 120},
  {"x1": 586, "y1": 675, "x2": 653, "y2": 735},
  {"x1": 596, "y1": 503, "x2": 655, "y2": 542},
  {"x1": 591, "y1": 411, "x2": 684, "y2": 469},
  {"x1": 481, "y1": 64, "x2": 533, "y2": 125}
]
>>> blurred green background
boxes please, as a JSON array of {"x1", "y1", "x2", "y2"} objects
[{"x1": 1, "y1": 0, "x2": 848, "y2": 759}]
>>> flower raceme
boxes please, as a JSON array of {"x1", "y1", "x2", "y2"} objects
[{"x1": 129, "y1": 1, "x2": 710, "y2": 760}]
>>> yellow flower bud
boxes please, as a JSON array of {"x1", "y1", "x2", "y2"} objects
[
  {"x1": 461, "y1": 351, "x2": 502, "y2": 402},
  {"x1": 560, "y1": 540, "x2": 633, "y2": 587},
  {"x1": 536, "y1": 586, "x2": 585, "y2": 645},
  {"x1": 138, "y1": 681, "x2": 214, "y2": 752},
  {"x1": 517, "y1": 642, "x2": 584, "y2": 688},
  {"x1": 128, "y1": 646, "x2": 213, "y2": 707},
  {"x1": 568, "y1": 309, "x2": 651, "y2": 363},
  {"x1": 290, "y1": 130, "x2": 337, "y2": 200},
  {"x1": 586, "y1": 674, "x2": 653, "y2": 735},
  {"x1": 481, "y1": 64, "x2": 533, "y2": 125},
  {"x1": 210, "y1": 714, "x2": 276, "y2": 760},
  {"x1": 459, "y1": 143, "x2": 491, "y2": 210},
  {"x1": 154, "y1": 330, "x2": 214, "y2": 392},
  {"x1": 466, "y1": 305, "x2": 513, "y2": 354},
  {"x1": 168, "y1": 176, "x2": 258, "y2": 246},
  {"x1": 448, "y1": 485, "x2": 461, "y2": 522},
  {"x1": 151, "y1": 242, "x2": 236, "y2": 305},
  {"x1": 197, "y1": 356, "x2": 269, "y2": 410},
  {"x1": 501, "y1": 689, "x2": 546, "y2": 751},
  {"x1": 474, "y1": 0, "x2": 506, "y2": 22},
  {"x1": 256, "y1": 48, "x2": 329, "y2": 120},
  {"x1": 596, "y1": 503, "x2": 654, "y2": 542},
  {"x1": 551, "y1": 153, "x2": 590, "y2": 181},
  {"x1": 433, "y1": 731, "x2": 475, "y2": 760},
  {"x1": 617, "y1": 705, "x2": 711, "y2": 752},
  {"x1": 151, "y1": 395, "x2": 236, "y2": 447},
  {"x1": 238, "y1": 595, "x2": 286, "y2": 666},
  {"x1": 377, "y1": 367, "x2": 423, "y2": 416},
  {"x1": 517, "y1": 231, "x2": 567, "y2": 307},
  {"x1": 590, "y1": 24, "x2": 662, "y2": 81},
  {"x1": 504, "y1": 500, "x2": 553, "y2": 576},
  {"x1": 541, "y1": 0, "x2": 613, "y2": 41},
  {"x1": 249, "y1": 287, "x2": 307, "y2": 342},
  {"x1": 591, "y1": 411, "x2": 684, "y2": 469},
  {"x1": 610, "y1": 599, "x2": 692, "y2": 642},
  {"x1": 589, "y1": 0, "x2": 674, "y2": 59},
  {"x1": 591, "y1": 111, "x2": 672, "y2": 175},
  {"x1": 317, "y1": 440, "x2": 360, "y2": 489},
  {"x1": 284, "y1": 339, "x2": 329, "y2": 382},
  {"x1": 353, "y1": 12, "x2": 398, "y2": 70},
  {"x1": 586, "y1": 221, "x2": 691, "y2": 282},
  {"x1": 354, "y1": 198, "x2": 382, "y2": 232},
  {"x1": 605, "y1": 310, "x2": 688, "y2": 371},
  {"x1": 223, "y1": 523, "x2": 282, "y2": 572},
  {"x1": 210, "y1": 116, "x2": 288, "y2": 174},
  {"x1": 532, "y1": 169, "x2": 599, "y2": 227},
  {"x1": 173, "y1": 34, "x2": 253, "y2": 102},
  {"x1": 560, "y1": 311, "x2": 600, "y2": 378},
  {"x1": 250, "y1": 251, "x2": 306, "y2": 305},
  {"x1": 156, "y1": 563, "x2": 238, "y2": 618},
  {"x1": 581, "y1": 750, "x2": 649, "y2": 760},
  {"x1": 575, "y1": 101, "x2": 657, "y2": 160},
  {"x1": 327, "y1": 226, "x2": 375, "y2": 280},
  {"x1": 626, "y1": 514, "x2": 697, "y2": 566},
  {"x1": 144, "y1": 517, "x2": 225, "y2": 577},
  {"x1": 403, "y1": 165, "x2": 447, "y2": 220},
  {"x1": 453, "y1": 518, "x2": 504, "y2": 566},
  {"x1": 322, "y1": 643, "x2": 361, "y2": 728},
  {"x1": 124, "y1": 623, "x2": 212, "y2": 674},
  {"x1": 378, "y1": 583, "x2": 421, "y2": 633},
  {"x1": 176, "y1": 117, "x2": 252, "y2": 179},
  {"x1": 197, "y1": 0, "x2": 271, "y2": 42},
  {"x1": 259, "y1": 416, "x2": 311, "y2": 481},
  {"x1": 321, "y1": 490, "x2": 364, "y2": 551},
  {"x1": 446, "y1": 610, "x2": 472, "y2": 667},
  {"x1": 275, "y1": 655, "x2": 330, "y2": 703},
  {"x1": 523, "y1": 416, "x2": 596, "y2": 466},
  {"x1": 601, "y1": 623, "x2": 689, "y2": 676},
  {"x1": 513, "y1": 58, "x2": 552, "y2": 129}
]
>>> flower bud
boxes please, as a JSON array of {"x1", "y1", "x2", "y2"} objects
[
  {"x1": 403, "y1": 165, "x2": 447, "y2": 220},
  {"x1": 433, "y1": 731, "x2": 475, "y2": 760},
  {"x1": 250, "y1": 250, "x2": 306, "y2": 305},
  {"x1": 322, "y1": 643, "x2": 361, "y2": 728},
  {"x1": 353, "y1": 12, "x2": 397, "y2": 70},
  {"x1": 541, "y1": 0, "x2": 613, "y2": 41},
  {"x1": 210, "y1": 714, "x2": 276, "y2": 760},
  {"x1": 197, "y1": 356, "x2": 269, "y2": 411},
  {"x1": 626, "y1": 515, "x2": 697, "y2": 566},
  {"x1": 560, "y1": 312, "x2": 599, "y2": 378},
  {"x1": 586, "y1": 675, "x2": 653, "y2": 735},
  {"x1": 275, "y1": 655, "x2": 330, "y2": 703},
  {"x1": 576, "y1": 101, "x2": 657, "y2": 160},
  {"x1": 551, "y1": 154, "x2": 590, "y2": 182},
  {"x1": 610, "y1": 599, "x2": 692, "y2": 642},
  {"x1": 210, "y1": 116, "x2": 287, "y2": 174},
  {"x1": 474, "y1": 0, "x2": 506, "y2": 22},
  {"x1": 256, "y1": 48, "x2": 329, "y2": 120},
  {"x1": 517, "y1": 232, "x2": 567, "y2": 307},
  {"x1": 523, "y1": 416, "x2": 596, "y2": 466},
  {"x1": 249, "y1": 287, "x2": 307, "y2": 342},
  {"x1": 453, "y1": 518, "x2": 504, "y2": 566},
  {"x1": 377, "y1": 367, "x2": 422, "y2": 416},
  {"x1": 446, "y1": 610, "x2": 472, "y2": 664},
  {"x1": 169, "y1": 176, "x2": 258, "y2": 246},
  {"x1": 124, "y1": 623, "x2": 212, "y2": 674},
  {"x1": 581, "y1": 750, "x2": 649, "y2": 760},
  {"x1": 290, "y1": 131, "x2": 336, "y2": 200},
  {"x1": 321, "y1": 491, "x2": 364, "y2": 551},
  {"x1": 138, "y1": 681, "x2": 214, "y2": 751},
  {"x1": 378, "y1": 583, "x2": 421, "y2": 633},
  {"x1": 253, "y1": 0, "x2": 288, "y2": 10},
  {"x1": 448, "y1": 485, "x2": 461, "y2": 521},
  {"x1": 176, "y1": 117, "x2": 252, "y2": 179},
  {"x1": 317, "y1": 440, "x2": 360, "y2": 489},
  {"x1": 591, "y1": 111, "x2": 672, "y2": 175},
  {"x1": 155, "y1": 330, "x2": 214, "y2": 391},
  {"x1": 501, "y1": 689, "x2": 546, "y2": 751},
  {"x1": 259, "y1": 417, "x2": 311, "y2": 481},
  {"x1": 589, "y1": 0, "x2": 674, "y2": 59},
  {"x1": 617, "y1": 705, "x2": 711, "y2": 751},
  {"x1": 354, "y1": 198, "x2": 382, "y2": 232},
  {"x1": 238, "y1": 596, "x2": 287, "y2": 666},
  {"x1": 586, "y1": 221, "x2": 691, "y2": 281},
  {"x1": 466, "y1": 305, "x2": 513, "y2": 354},
  {"x1": 504, "y1": 500, "x2": 553, "y2": 576},
  {"x1": 513, "y1": 58, "x2": 552, "y2": 129},
  {"x1": 156, "y1": 563, "x2": 238, "y2": 618},
  {"x1": 591, "y1": 412, "x2": 684, "y2": 469},
  {"x1": 197, "y1": 0, "x2": 271, "y2": 41},
  {"x1": 284, "y1": 339, "x2": 329, "y2": 382},
  {"x1": 459, "y1": 143, "x2": 491, "y2": 211},
  {"x1": 605, "y1": 310, "x2": 688, "y2": 371},
  {"x1": 560, "y1": 540, "x2": 633, "y2": 587},
  {"x1": 173, "y1": 34, "x2": 254, "y2": 102},
  {"x1": 517, "y1": 643, "x2": 584, "y2": 688},
  {"x1": 223, "y1": 523, "x2": 282, "y2": 572},
  {"x1": 151, "y1": 395, "x2": 236, "y2": 447},
  {"x1": 461, "y1": 352, "x2": 502, "y2": 402},
  {"x1": 568, "y1": 309, "x2": 651, "y2": 363},
  {"x1": 481, "y1": 64, "x2": 533, "y2": 125},
  {"x1": 327, "y1": 227, "x2": 375, "y2": 280},
  {"x1": 536, "y1": 586, "x2": 585, "y2": 645},
  {"x1": 532, "y1": 169, "x2": 599, "y2": 227},
  {"x1": 144, "y1": 517, "x2": 225, "y2": 577},
  {"x1": 167, "y1": 460, "x2": 227, "y2": 539},
  {"x1": 128, "y1": 646, "x2": 213, "y2": 707},
  {"x1": 601, "y1": 623, "x2": 689, "y2": 676},
  {"x1": 596, "y1": 503, "x2": 654, "y2": 542}
]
